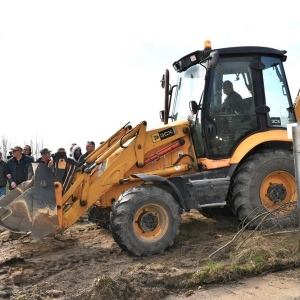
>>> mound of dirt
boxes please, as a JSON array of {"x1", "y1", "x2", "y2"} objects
[{"x1": 0, "y1": 210, "x2": 299, "y2": 299}]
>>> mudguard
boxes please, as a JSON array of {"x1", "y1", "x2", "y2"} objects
[{"x1": 131, "y1": 173, "x2": 187, "y2": 210}]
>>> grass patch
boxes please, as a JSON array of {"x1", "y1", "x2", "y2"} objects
[
  {"x1": 94, "y1": 276, "x2": 115, "y2": 295},
  {"x1": 251, "y1": 255, "x2": 266, "y2": 268},
  {"x1": 204, "y1": 259, "x2": 223, "y2": 273},
  {"x1": 177, "y1": 232, "x2": 300, "y2": 289}
]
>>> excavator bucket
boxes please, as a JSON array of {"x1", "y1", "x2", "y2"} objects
[{"x1": 0, "y1": 163, "x2": 58, "y2": 239}]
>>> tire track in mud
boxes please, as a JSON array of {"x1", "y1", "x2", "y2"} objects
[
  {"x1": 3, "y1": 211, "x2": 293, "y2": 300},
  {"x1": 0, "y1": 224, "x2": 135, "y2": 299}
]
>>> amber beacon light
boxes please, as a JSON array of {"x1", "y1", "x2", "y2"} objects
[{"x1": 204, "y1": 40, "x2": 211, "y2": 50}]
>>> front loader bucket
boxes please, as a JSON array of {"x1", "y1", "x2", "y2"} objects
[
  {"x1": 0, "y1": 179, "x2": 34, "y2": 207},
  {"x1": 0, "y1": 164, "x2": 59, "y2": 239}
]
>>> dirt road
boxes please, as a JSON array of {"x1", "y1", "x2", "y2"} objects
[
  {"x1": 165, "y1": 268, "x2": 300, "y2": 299},
  {"x1": 0, "y1": 210, "x2": 299, "y2": 299}
]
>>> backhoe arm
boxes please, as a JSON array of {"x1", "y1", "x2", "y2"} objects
[{"x1": 0, "y1": 120, "x2": 194, "y2": 239}]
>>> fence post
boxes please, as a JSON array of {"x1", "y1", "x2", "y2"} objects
[{"x1": 292, "y1": 121, "x2": 300, "y2": 250}]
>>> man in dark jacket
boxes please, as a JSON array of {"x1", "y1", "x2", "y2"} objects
[
  {"x1": 220, "y1": 80, "x2": 243, "y2": 114},
  {"x1": 6, "y1": 146, "x2": 34, "y2": 190},
  {"x1": 211, "y1": 80, "x2": 244, "y2": 114},
  {"x1": 0, "y1": 151, "x2": 7, "y2": 197},
  {"x1": 36, "y1": 148, "x2": 52, "y2": 165},
  {"x1": 78, "y1": 141, "x2": 95, "y2": 164},
  {"x1": 23, "y1": 145, "x2": 34, "y2": 161}
]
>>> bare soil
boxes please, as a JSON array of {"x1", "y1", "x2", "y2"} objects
[
  {"x1": 0, "y1": 210, "x2": 300, "y2": 300},
  {"x1": 165, "y1": 268, "x2": 300, "y2": 299}
]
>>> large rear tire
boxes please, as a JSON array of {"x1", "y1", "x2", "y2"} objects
[
  {"x1": 229, "y1": 149, "x2": 297, "y2": 228},
  {"x1": 110, "y1": 185, "x2": 181, "y2": 256}
]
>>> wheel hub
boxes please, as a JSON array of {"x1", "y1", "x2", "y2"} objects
[
  {"x1": 138, "y1": 212, "x2": 158, "y2": 232},
  {"x1": 266, "y1": 183, "x2": 287, "y2": 203}
]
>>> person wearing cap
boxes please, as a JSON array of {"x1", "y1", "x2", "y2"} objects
[
  {"x1": 36, "y1": 148, "x2": 52, "y2": 165},
  {"x1": 0, "y1": 151, "x2": 7, "y2": 197},
  {"x1": 5, "y1": 146, "x2": 34, "y2": 190}
]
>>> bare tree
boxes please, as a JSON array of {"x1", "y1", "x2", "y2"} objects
[
  {"x1": 33, "y1": 134, "x2": 44, "y2": 161},
  {"x1": 1, "y1": 136, "x2": 9, "y2": 161},
  {"x1": 28, "y1": 138, "x2": 35, "y2": 160},
  {"x1": 0, "y1": 134, "x2": 45, "y2": 161}
]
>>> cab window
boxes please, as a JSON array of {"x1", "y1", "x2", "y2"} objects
[{"x1": 261, "y1": 56, "x2": 295, "y2": 127}]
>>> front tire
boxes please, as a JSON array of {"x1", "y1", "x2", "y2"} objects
[
  {"x1": 229, "y1": 149, "x2": 297, "y2": 227},
  {"x1": 110, "y1": 185, "x2": 181, "y2": 256}
]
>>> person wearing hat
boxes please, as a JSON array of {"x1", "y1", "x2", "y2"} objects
[
  {"x1": 5, "y1": 146, "x2": 34, "y2": 190},
  {"x1": 36, "y1": 148, "x2": 52, "y2": 165},
  {"x1": 0, "y1": 151, "x2": 7, "y2": 197}
]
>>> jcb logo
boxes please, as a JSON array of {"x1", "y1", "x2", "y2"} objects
[
  {"x1": 152, "y1": 127, "x2": 176, "y2": 143},
  {"x1": 152, "y1": 133, "x2": 160, "y2": 142}
]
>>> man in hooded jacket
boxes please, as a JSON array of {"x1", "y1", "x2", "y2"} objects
[{"x1": 71, "y1": 145, "x2": 82, "y2": 162}]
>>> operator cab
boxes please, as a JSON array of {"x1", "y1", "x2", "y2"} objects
[{"x1": 165, "y1": 42, "x2": 296, "y2": 160}]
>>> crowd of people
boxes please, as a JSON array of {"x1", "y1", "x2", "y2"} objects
[{"x1": 0, "y1": 141, "x2": 96, "y2": 197}]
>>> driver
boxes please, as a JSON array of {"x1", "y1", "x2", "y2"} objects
[{"x1": 213, "y1": 80, "x2": 243, "y2": 114}]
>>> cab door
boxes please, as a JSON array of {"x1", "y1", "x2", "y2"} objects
[{"x1": 204, "y1": 56, "x2": 259, "y2": 159}]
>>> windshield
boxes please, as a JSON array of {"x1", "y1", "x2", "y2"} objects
[{"x1": 172, "y1": 64, "x2": 207, "y2": 121}]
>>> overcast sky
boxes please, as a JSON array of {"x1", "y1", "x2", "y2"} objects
[{"x1": 1, "y1": 0, "x2": 300, "y2": 155}]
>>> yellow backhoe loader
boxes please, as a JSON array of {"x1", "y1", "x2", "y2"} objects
[{"x1": 0, "y1": 41, "x2": 298, "y2": 256}]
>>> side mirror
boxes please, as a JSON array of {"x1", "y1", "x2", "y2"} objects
[
  {"x1": 159, "y1": 110, "x2": 165, "y2": 122},
  {"x1": 208, "y1": 50, "x2": 219, "y2": 68},
  {"x1": 161, "y1": 74, "x2": 166, "y2": 88},
  {"x1": 189, "y1": 101, "x2": 200, "y2": 115}
]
